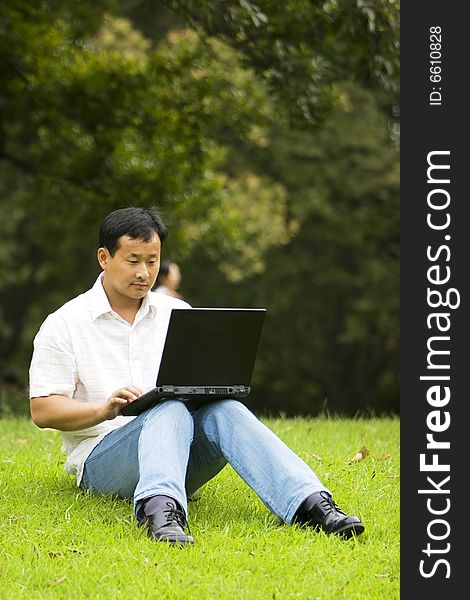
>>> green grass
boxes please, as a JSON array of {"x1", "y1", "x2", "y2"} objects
[{"x1": 0, "y1": 417, "x2": 399, "y2": 599}]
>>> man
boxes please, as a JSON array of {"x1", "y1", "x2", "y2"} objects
[{"x1": 29, "y1": 206, "x2": 364, "y2": 546}]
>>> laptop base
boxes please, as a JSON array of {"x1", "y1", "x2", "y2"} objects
[{"x1": 120, "y1": 385, "x2": 250, "y2": 416}]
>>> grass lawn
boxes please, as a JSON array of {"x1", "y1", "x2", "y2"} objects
[{"x1": 0, "y1": 416, "x2": 399, "y2": 599}]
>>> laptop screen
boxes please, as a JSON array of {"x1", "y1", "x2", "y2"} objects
[{"x1": 156, "y1": 308, "x2": 266, "y2": 386}]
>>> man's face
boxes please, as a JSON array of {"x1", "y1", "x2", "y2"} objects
[{"x1": 98, "y1": 234, "x2": 161, "y2": 302}]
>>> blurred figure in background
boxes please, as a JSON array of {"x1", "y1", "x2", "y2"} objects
[{"x1": 152, "y1": 259, "x2": 184, "y2": 299}]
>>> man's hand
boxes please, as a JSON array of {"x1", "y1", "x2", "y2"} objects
[{"x1": 104, "y1": 386, "x2": 143, "y2": 419}]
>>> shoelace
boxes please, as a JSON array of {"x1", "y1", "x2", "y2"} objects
[
  {"x1": 162, "y1": 502, "x2": 192, "y2": 535},
  {"x1": 318, "y1": 492, "x2": 346, "y2": 516}
]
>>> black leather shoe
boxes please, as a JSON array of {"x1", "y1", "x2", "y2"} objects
[
  {"x1": 294, "y1": 491, "x2": 365, "y2": 539},
  {"x1": 142, "y1": 500, "x2": 194, "y2": 546}
]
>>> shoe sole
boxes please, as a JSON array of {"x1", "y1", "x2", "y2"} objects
[
  {"x1": 334, "y1": 522, "x2": 365, "y2": 539},
  {"x1": 141, "y1": 518, "x2": 195, "y2": 545},
  {"x1": 148, "y1": 530, "x2": 194, "y2": 546},
  {"x1": 147, "y1": 530, "x2": 195, "y2": 545},
  {"x1": 152, "y1": 534, "x2": 195, "y2": 546}
]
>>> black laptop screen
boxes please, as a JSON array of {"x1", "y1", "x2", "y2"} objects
[{"x1": 156, "y1": 308, "x2": 266, "y2": 386}]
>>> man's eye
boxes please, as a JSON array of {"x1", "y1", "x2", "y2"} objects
[{"x1": 128, "y1": 260, "x2": 139, "y2": 264}]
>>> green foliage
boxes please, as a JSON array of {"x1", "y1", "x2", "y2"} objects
[
  {"x1": 0, "y1": 1, "x2": 399, "y2": 417},
  {"x1": 256, "y1": 86, "x2": 399, "y2": 415},
  {"x1": 168, "y1": 0, "x2": 400, "y2": 125},
  {"x1": 0, "y1": 4, "x2": 289, "y2": 374},
  {"x1": 185, "y1": 84, "x2": 399, "y2": 415}
]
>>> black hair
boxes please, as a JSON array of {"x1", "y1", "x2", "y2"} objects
[
  {"x1": 99, "y1": 207, "x2": 167, "y2": 256},
  {"x1": 155, "y1": 260, "x2": 171, "y2": 287}
]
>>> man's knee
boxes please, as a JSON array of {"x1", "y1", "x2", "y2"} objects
[
  {"x1": 145, "y1": 399, "x2": 194, "y2": 430},
  {"x1": 204, "y1": 399, "x2": 254, "y2": 426}
]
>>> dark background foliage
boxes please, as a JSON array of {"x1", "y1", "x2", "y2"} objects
[{"x1": 0, "y1": 0, "x2": 400, "y2": 417}]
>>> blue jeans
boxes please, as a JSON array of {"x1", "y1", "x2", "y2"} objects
[{"x1": 81, "y1": 400, "x2": 329, "y2": 524}]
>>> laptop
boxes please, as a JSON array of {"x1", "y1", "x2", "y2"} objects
[{"x1": 120, "y1": 307, "x2": 266, "y2": 416}]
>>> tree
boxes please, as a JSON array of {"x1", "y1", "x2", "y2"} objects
[
  {"x1": 165, "y1": 0, "x2": 400, "y2": 125},
  {"x1": 0, "y1": 3, "x2": 290, "y2": 378},
  {"x1": 184, "y1": 83, "x2": 399, "y2": 416},
  {"x1": 0, "y1": 2, "x2": 399, "y2": 417}
]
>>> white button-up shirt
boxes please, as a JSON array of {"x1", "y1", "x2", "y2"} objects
[{"x1": 29, "y1": 273, "x2": 191, "y2": 484}]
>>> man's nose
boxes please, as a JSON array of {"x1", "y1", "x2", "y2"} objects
[{"x1": 136, "y1": 264, "x2": 149, "y2": 279}]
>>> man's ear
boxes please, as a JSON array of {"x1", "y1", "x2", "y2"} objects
[{"x1": 97, "y1": 247, "x2": 109, "y2": 270}]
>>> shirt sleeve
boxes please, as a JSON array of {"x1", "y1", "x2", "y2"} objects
[{"x1": 29, "y1": 313, "x2": 78, "y2": 399}]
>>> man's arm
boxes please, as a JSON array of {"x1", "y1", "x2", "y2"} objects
[
  {"x1": 30, "y1": 386, "x2": 143, "y2": 431},
  {"x1": 30, "y1": 313, "x2": 141, "y2": 431}
]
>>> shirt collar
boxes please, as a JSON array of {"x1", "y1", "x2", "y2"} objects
[
  {"x1": 140, "y1": 288, "x2": 158, "y2": 320},
  {"x1": 90, "y1": 273, "x2": 157, "y2": 321}
]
